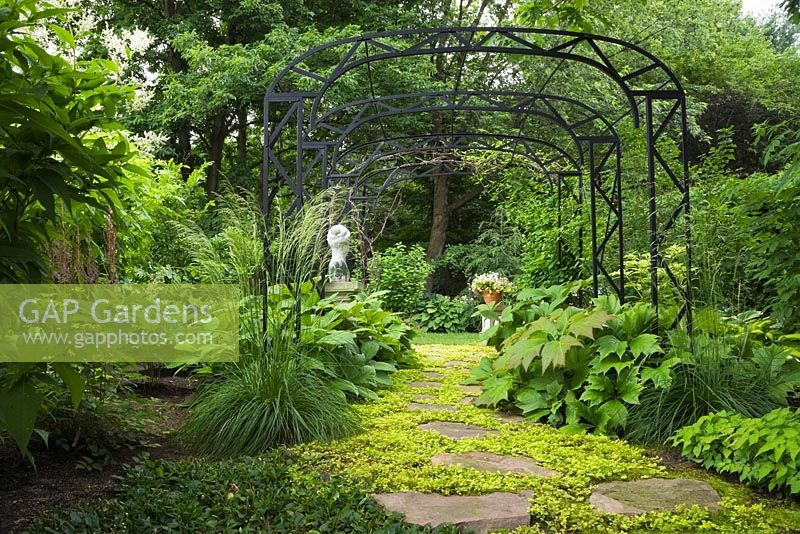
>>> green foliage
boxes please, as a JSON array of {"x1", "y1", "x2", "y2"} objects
[
  {"x1": 304, "y1": 290, "x2": 416, "y2": 399},
  {"x1": 30, "y1": 451, "x2": 455, "y2": 533},
  {"x1": 515, "y1": 0, "x2": 614, "y2": 32},
  {"x1": 0, "y1": 1, "x2": 127, "y2": 459},
  {"x1": 47, "y1": 380, "x2": 158, "y2": 472},
  {"x1": 434, "y1": 210, "x2": 524, "y2": 282},
  {"x1": 179, "y1": 198, "x2": 363, "y2": 457},
  {"x1": 672, "y1": 408, "x2": 800, "y2": 496},
  {"x1": 470, "y1": 283, "x2": 671, "y2": 435},
  {"x1": 623, "y1": 245, "x2": 688, "y2": 307},
  {"x1": 478, "y1": 281, "x2": 587, "y2": 351},
  {"x1": 371, "y1": 243, "x2": 431, "y2": 314},
  {"x1": 733, "y1": 122, "x2": 800, "y2": 328},
  {"x1": 121, "y1": 159, "x2": 210, "y2": 282},
  {"x1": 627, "y1": 332, "x2": 800, "y2": 444},
  {"x1": 414, "y1": 294, "x2": 470, "y2": 333},
  {"x1": 0, "y1": 0, "x2": 136, "y2": 281}
]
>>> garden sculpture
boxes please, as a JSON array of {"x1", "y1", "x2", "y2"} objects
[{"x1": 327, "y1": 224, "x2": 351, "y2": 282}]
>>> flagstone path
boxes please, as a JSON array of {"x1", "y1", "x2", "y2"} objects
[{"x1": 295, "y1": 342, "x2": 727, "y2": 533}]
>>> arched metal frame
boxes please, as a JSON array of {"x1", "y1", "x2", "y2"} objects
[
  {"x1": 339, "y1": 141, "x2": 588, "y2": 288},
  {"x1": 317, "y1": 91, "x2": 619, "y2": 170},
  {"x1": 263, "y1": 27, "x2": 693, "y2": 328}
]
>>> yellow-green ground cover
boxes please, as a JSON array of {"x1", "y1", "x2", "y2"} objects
[{"x1": 294, "y1": 343, "x2": 800, "y2": 533}]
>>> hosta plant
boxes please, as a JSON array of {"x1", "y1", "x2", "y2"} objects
[{"x1": 671, "y1": 408, "x2": 800, "y2": 496}]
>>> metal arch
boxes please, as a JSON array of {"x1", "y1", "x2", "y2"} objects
[
  {"x1": 353, "y1": 162, "x2": 474, "y2": 201},
  {"x1": 325, "y1": 102, "x2": 589, "y2": 178},
  {"x1": 316, "y1": 91, "x2": 616, "y2": 138},
  {"x1": 333, "y1": 133, "x2": 580, "y2": 182},
  {"x1": 263, "y1": 26, "x2": 694, "y2": 332},
  {"x1": 346, "y1": 138, "x2": 562, "y2": 197},
  {"x1": 332, "y1": 132, "x2": 621, "y2": 298},
  {"x1": 314, "y1": 91, "x2": 619, "y2": 172},
  {"x1": 354, "y1": 145, "x2": 557, "y2": 191},
  {"x1": 337, "y1": 154, "x2": 587, "y2": 288},
  {"x1": 266, "y1": 27, "x2": 686, "y2": 127}
]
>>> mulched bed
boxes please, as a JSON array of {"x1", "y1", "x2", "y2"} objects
[{"x1": 0, "y1": 377, "x2": 194, "y2": 533}]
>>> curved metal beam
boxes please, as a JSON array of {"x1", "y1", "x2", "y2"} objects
[
  {"x1": 333, "y1": 133, "x2": 580, "y2": 179},
  {"x1": 326, "y1": 104, "x2": 589, "y2": 174},
  {"x1": 315, "y1": 90, "x2": 618, "y2": 150},
  {"x1": 267, "y1": 27, "x2": 686, "y2": 128}
]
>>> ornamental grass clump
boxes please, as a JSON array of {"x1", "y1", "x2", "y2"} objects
[
  {"x1": 626, "y1": 330, "x2": 799, "y2": 444},
  {"x1": 179, "y1": 195, "x2": 360, "y2": 457}
]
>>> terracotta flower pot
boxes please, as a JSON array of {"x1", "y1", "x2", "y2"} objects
[{"x1": 482, "y1": 291, "x2": 502, "y2": 305}]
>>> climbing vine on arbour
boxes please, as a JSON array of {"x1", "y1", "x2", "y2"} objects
[{"x1": 467, "y1": 284, "x2": 677, "y2": 435}]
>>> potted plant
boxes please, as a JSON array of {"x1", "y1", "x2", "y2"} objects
[{"x1": 470, "y1": 272, "x2": 514, "y2": 304}]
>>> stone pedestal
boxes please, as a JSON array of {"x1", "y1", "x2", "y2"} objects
[
  {"x1": 324, "y1": 281, "x2": 364, "y2": 302},
  {"x1": 480, "y1": 316, "x2": 496, "y2": 333}
]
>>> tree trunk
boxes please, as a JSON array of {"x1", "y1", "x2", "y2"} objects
[
  {"x1": 206, "y1": 110, "x2": 227, "y2": 196},
  {"x1": 426, "y1": 174, "x2": 450, "y2": 262},
  {"x1": 236, "y1": 106, "x2": 247, "y2": 164},
  {"x1": 164, "y1": 0, "x2": 193, "y2": 180},
  {"x1": 177, "y1": 126, "x2": 192, "y2": 180}
]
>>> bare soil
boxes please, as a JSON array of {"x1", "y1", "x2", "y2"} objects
[{"x1": 0, "y1": 377, "x2": 195, "y2": 533}]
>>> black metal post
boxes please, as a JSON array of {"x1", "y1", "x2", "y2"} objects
[{"x1": 644, "y1": 96, "x2": 660, "y2": 328}]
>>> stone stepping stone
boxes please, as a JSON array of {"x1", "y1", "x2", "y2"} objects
[
  {"x1": 459, "y1": 397, "x2": 475, "y2": 405},
  {"x1": 421, "y1": 371, "x2": 445, "y2": 379},
  {"x1": 414, "y1": 394, "x2": 437, "y2": 402},
  {"x1": 408, "y1": 402, "x2": 458, "y2": 412},
  {"x1": 408, "y1": 381, "x2": 443, "y2": 389},
  {"x1": 419, "y1": 421, "x2": 499, "y2": 440},
  {"x1": 373, "y1": 490, "x2": 534, "y2": 534},
  {"x1": 491, "y1": 412, "x2": 525, "y2": 424},
  {"x1": 444, "y1": 361, "x2": 471, "y2": 368},
  {"x1": 458, "y1": 385, "x2": 483, "y2": 396},
  {"x1": 432, "y1": 451, "x2": 558, "y2": 477},
  {"x1": 590, "y1": 478, "x2": 721, "y2": 516}
]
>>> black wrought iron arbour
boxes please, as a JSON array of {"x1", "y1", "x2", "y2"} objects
[{"x1": 263, "y1": 27, "x2": 694, "y2": 328}]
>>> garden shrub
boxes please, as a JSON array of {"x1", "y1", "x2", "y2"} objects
[
  {"x1": 733, "y1": 123, "x2": 800, "y2": 329},
  {"x1": 413, "y1": 294, "x2": 470, "y2": 333},
  {"x1": 371, "y1": 243, "x2": 430, "y2": 314},
  {"x1": 468, "y1": 283, "x2": 675, "y2": 435},
  {"x1": 433, "y1": 209, "x2": 524, "y2": 281},
  {"x1": 472, "y1": 281, "x2": 800, "y2": 441},
  {"x1": 478, "y1": 280, "x2": 587, "y2": 350},
  {"x1": 672, "y1": 408, "x2": 800, "y2": 496},
  {"x1": 0, "y1": 1, "x2": 145, "y2": 462},
  {"x1": 627, "y1": 332, "x2": 800, "y2": 443},
  {"x1": 29, "y1": 452, "x2": 457, "y2": 533}
]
